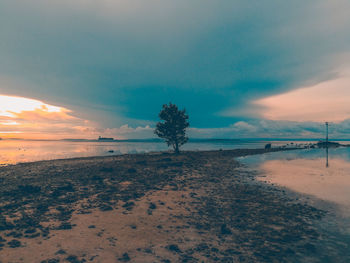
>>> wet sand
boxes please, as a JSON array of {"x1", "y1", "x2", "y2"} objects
[{"x1": 0, "y1": 148, "x2": 349, "y2": 262}]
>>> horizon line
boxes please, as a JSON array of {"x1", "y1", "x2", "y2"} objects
[{"x1": 1, "y1": 137, "x2": 349, "y2": 142}]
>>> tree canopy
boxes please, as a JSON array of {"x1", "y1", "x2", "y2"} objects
[{"x1": 154, "y1": 103, "x2": 189, "y2": 153}]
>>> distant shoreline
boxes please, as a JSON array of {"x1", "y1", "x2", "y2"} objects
[
  {"x1": 1, "y1": 139, "x2": 348, "y2": 166},
  {"x1": 2, "y1": 137, "x2": 350, "y2": 142},
  {"x1": 9, "y1": 146, "x2": 304, "y2": 167}
]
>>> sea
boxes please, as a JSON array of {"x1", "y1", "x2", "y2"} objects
[
  {"x1": 238, "y1": 145, "x2": 350, "y2": 233},
  {"x1": 0, "y1": 138, "x2": 327, "y2": 165}
]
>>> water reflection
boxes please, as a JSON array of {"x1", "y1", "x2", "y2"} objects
[
  {"x1": 239, "y1": 147, "x2": 350, "y2": 218},
  {"x1": 259, "y1": 157, "x2": 350, "y2": 207},
  {"x1": 0, "y1": 139, "x2": 288, "y2": 165},
  {"x1": 0, "y1": 140, "x2": 168, "y2": 165}
]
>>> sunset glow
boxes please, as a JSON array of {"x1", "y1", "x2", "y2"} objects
[
  {"x1": 0, "y1": 95, "x2": 62, "y2": 117},
  {"x1": 0, "y1": 95, "x2": 85, "y2": 139},
  {"x1": 253, "y1": 71, "x2": 350, "y2": 123}
]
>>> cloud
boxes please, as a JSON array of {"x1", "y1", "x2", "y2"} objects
[
  {"x1": 231, "y1": 121, "x2": 257, "y2": 133},
  {"x1": 0, "y1": 94, "x2": 159, "y2": 139},
  {"x1": 100, "y1": 125, "x2": 154, "y2": 139},
  {"x1": 9, "y1": 107, "x2": 76, "y2": 123},
  {"x1": 1, "y1": 91, "x2": 349, "y2": 140},
  {"x1": 0, "y1": 95, "x2": 96, "y2": 138},
  {"x1": 0, "y1": 0, "x2": 350, "y2": 130},
  {"x1": 252, "y1": 67, "x2": 350, "y2": 123},
  {"x1": 187, "y1": 118, "x2": 350, "y2": 139},
  {"x1": 188, "y1": 120, "x2": 330, "y2": 139}
]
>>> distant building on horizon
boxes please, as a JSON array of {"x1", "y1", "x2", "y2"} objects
[{"x1": 98, "y1": 136, "x2": 114, "y2": 141}]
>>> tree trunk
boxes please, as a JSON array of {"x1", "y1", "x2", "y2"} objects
[{"x1": 174, "y1": 141, "x2": 179, "y2": 154}]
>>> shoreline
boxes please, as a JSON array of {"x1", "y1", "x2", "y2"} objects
[
  {"x1": 1, "y1": 148, "x2": 349, "y2": 262},
  {"x1": 9, "y1": 147, "x2": 302, "y2": 167}
]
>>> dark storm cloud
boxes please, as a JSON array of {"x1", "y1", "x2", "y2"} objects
[{"x1": 1, "y1": 0, "x2": 350, "y2": 133}]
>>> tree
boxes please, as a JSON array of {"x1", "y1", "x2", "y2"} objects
[{"x1": 155, "y1": 103, "x2": 189, "y2": 154}]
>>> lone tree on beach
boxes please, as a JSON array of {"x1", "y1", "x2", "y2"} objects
[{"x1": 155, "y1": 103, "x2": 189, "y2": 154}]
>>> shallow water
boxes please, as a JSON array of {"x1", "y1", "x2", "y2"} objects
[
  {"x1": 238, "y1": 147, "x2": 350, "y2": 224},
  {"x1": 0, "y1": 139, "x2": 293, "y2": 165}
]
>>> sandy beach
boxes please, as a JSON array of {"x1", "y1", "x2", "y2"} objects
[{"x1": 0, "y1": 148, "x2": 349, "y2": 263}]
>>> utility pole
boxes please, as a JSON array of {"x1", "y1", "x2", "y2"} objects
[{"x1": 325, "y1": 122, "x2": 329, "y2": 168}]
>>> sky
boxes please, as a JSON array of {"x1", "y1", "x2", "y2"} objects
[{"x1": 1, "y1": 0, "x2": 350, "y2": 139}]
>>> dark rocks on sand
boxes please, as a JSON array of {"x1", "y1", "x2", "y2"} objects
[
  {"x1": 118, "y1": 253, "x2": 131, "y2": 262},
  {"x1": 122, "y1": 201, "x2": 135, "y2": 211},
  {"x1": 160, "y1": 158, "x2": 172, "y2": 162},
  {"x1": 100, "y1": 167, "x2": 114, "y2": 173},
  {"x1": 41, "y1": 259, "x2": 60, "y2": 263},
  {"x1": 65, "y1": 255, "x2": 83, "y2": 263},
  {"x1": 166, "y1": 244, "x2": 182, "y2": 253},
  {"x1": 6, "y1": 231, "x2": 23, "y2": 238},
  {"x1": 127, "y1": 168, "x2": 137, "y2": 173},
  {"x1": 18, "y1": 185, "x2": 41, "y2": 195},
  {"x1": 0, "y1": 215, "x2": 14, "y2": 231},
  {"x1": 55, "y1": 249, "x2": 67, "y2": 255},
  {"x1": 220, "y1": 224, "x2": 232, "y2": 235},
  {"x1": 57, "y1": 222, "x2": 72, "y2": 230},
  {"x1": 98, "y1": 204, "x2": 113, "y2": 211},
  {"x1": 24, "y1": 227, "x2": 37, "y2": 234},
  {"x1": 7, "y1": 239, "x2": 21, "y2": 248},
  {"x1": 149, "y1": 202, "x2": 157, "y2": 210}
]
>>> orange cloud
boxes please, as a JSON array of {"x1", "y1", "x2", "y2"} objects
[
  {"x1": 0, "y1": 94, "x2": 156, "y2": 140},
  {"x1": 253, "y1": 69, "x2": 350, "y2": 123},
  {"x1": 8, "y1": 106, "x2": 76, "y2": 123},
  {"x1": 0, "y1": 95, "x2": 96, "y2": 139}
]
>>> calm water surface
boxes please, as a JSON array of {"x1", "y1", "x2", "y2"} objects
[
  {"x1": 239, "y1": 147, "x2": 350, "y2": 227},
  {"x1": 0, "y1": 139, "x2": 292, "y2": 165}
]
